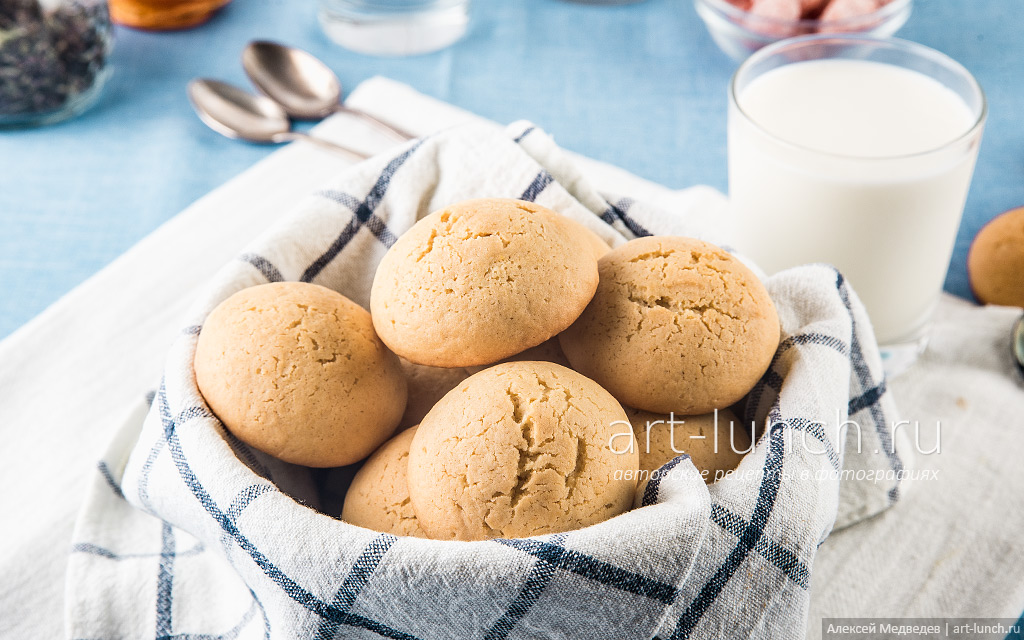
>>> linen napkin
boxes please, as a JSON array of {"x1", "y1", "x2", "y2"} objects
[{"x1": 65, "y1": 119, "x2": 908, "y2": 639}]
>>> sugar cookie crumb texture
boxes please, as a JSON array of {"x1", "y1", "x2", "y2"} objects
[
  {"x1": 407, "y1": 361, "x2": 638, "y2": 541},
  {"x1": 343, "y1": 426, "x2": 427, "y2": 538},
  {"x1": 193, "y1": 282, "x2": 408, "y2": 468},
  {"x1": 559, "y1": 236, "x2": 781, "y2": 415},
  {"x1": 627, "y1": 407, "x2": 749, "y2": 484},
  {"x1": 369, "y1": 198, "x2": 600, "y2": 368}
]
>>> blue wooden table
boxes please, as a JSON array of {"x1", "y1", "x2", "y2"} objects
[{"x1": 1, "y1": 0, "x2": 1021, "y2": 340}]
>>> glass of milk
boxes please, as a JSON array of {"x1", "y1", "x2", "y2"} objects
[{"x1": 728, "y1": 35, "x2": 986, "y2": 367}]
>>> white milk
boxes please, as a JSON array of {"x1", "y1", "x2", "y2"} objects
[{"x1": 730, "y1": 58, "x2": 980, "y2": 345}]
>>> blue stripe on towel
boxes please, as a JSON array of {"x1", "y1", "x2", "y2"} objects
[
  {"x1": 240, "y1": 253, "x2": 284, "y2": 283},
  {"x1": 668, "y1": 422, "x2": 786, "y2": 639},
  {"x1": 72, "y1": 541, "x2": 204, "y2": 561},
  {"x1": 836, "y1": 271, "x2": 902, "y2": 502},
  {"x1": 744, "y1": 331, "x2": 851, "y2": 426},
  {"x1": 519, "y1": 170, "x2": 553, "y2": 202},
  {"x1": 709, "y1": 504, "x2": 809, "y2": 589},
  {"x1": 495, "y1": 538, "x2": 677, "y2": 604},
  {"x1": 156, "y1": 522, "x2": 176, "y2": 637},
  {"x1": 512, "y1": 126, "x2": 536, "y2": 144},
  {"x1": 848, "y1": 379, "x2": 888, "y2": 417},
  {"x1": 315, "y1": 534, "x2": 397, "y2": 640},
  {"x1": 154, "y1": 384, "x2": 423, "y2": 640},
  {"x1": 302, "y1": 142, "x2": 423, "y2": 283},
  {"x1": 97, "y1": 461, "x2": 124, "y2": 498},
  {"x1": 601, "y1": 198, "x2": 651, "y2": 238},
  {"x1": 483, "y1": 534, "x2": 566, "y2": 640},
  {"x1": 641, "y1": 454, "x2": 690, "y2": 507}
]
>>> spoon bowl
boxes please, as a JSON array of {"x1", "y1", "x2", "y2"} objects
[
  {"x1": 242, "y1": 40, "x2": 413, "y2": 140},
  {"x1": 243, "y1": 41, "x2": 341, "y2": 121},
  {"x1": 187, "y1": 78, "x2": 368, "y2": 159},
  {"x1": 188, "y1": 78, "x2": 292, "y2": 143}
]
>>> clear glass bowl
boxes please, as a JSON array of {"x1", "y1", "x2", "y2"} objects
[
  {"x1": 318, "y1": 0, "x2": 470, "y2": 57},
  {"x1": 0, "y1": 0, "x2": 113, "y2": 128},
  {"x1": 694, "y1": 0, "x2": 912, "y2": 62}
]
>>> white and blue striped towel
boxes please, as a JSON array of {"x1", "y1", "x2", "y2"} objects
[{"x1": 66, "y1": 121, "x2": 911, "y2": 639}]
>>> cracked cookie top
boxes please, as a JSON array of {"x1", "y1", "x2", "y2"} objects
[
  {"x1": 407, "y1": 361, "x2": 638, "y2": 541},
  {"x1": 194, "y1": 282, "x2": 407, "y2": 468},
  {"x1": 369, "y1": 198, "x2": 600, "y2": 368},
  {"x1": 559, "y1": 236, "x2": 780, "y2": 415}
]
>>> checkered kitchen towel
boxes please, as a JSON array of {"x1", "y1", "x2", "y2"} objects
[{"x1": 66, "y1": 122, "x2": 911, "y2": 639}]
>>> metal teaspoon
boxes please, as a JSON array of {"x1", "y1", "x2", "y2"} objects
[
  {"x1": 187, "y1": 78, "x2": 369, "y2": 160},
  {"x1": 241, "y1": 40, "x2": 414, "y2": 141}
]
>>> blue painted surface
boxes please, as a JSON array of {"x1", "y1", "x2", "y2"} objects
[{"x1": 1, "y1": 0, "x2": 1021, "y2": 340}]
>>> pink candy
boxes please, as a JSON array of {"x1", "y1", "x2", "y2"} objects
[
  {"x1": 724, "y1": 0, "x2": 888, "y2": 37},
  {"x1": 819, "y1": 0, "x2": 881, "y2": 22},
  {"x1": 748, "y1": 0, "x2": 802, "y2": 22}
]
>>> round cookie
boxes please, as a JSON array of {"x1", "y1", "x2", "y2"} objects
[
  {"x1": 342, "y1": 426, "x2": 427, "y2": 538},
  {"x1": 559, "y1": 236, "x2": 780, "y2": 415},
  {"x1": 968, "y1": 206, "x2": 1024, "y2": 307},
  {"x1": 408, "y1": 361, "x2": 638, "y2": 540},
  {"x1": 627, "y1": 407, "x2": 750, "y2": 484},
  {"x1": 561, "y1": 217, "x2": 613, "y2": 260},
  {"x1": 194, "y1": 282, "x2": 407, "y2": 468},
  {"x1": 370, "y1": 198, "x2": 600, "y2": 368},
  {"x1": 399, "y1": 359, "x2": 473, "y2": 428}
]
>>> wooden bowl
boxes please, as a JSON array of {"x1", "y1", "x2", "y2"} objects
[{"x1": 108, "y1": 0, "x2": 232, "y2": 30}]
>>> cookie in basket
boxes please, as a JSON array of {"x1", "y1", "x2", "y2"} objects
[
  {"x1": 193, "y1": 282, "x2": 407, "y2": 468},
  {"x1": 370, "y1": 198, "x2": 600, "y2": 368},
  {"x1": 561, "y1": 217, "x2": 613, "y2": 260},
  {"x1": 408, "y1": 361, "x2": 638, "y2": 541},
  {"x1": 398, "y1": 359, "x2": 473, "y2": 428},
  {"x1": 627, "y1": 407, "x2": 750, "y2": 483},
  {"x1": 559, "y1": 236, "x2": 780, "y2": 415},
  {"x1": 342, "y1": 426, "x2": 427, "y2": 538}
]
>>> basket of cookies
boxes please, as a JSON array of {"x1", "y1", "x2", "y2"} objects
[{"x1": 71, "y1": 122, "x2": 908, "y2": 639}]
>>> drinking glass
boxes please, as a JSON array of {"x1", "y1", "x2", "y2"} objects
[{"x1": 728, "y1": 35, "x2": 986, "y2": 370}]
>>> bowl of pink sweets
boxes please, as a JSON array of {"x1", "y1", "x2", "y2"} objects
[{"x1": 694, "y1": 0, "x2": 912, "y2": 61}]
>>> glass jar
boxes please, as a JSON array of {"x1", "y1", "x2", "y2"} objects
[{"x1": 0, "y1": 0, "x2": 113, "y2": 128}]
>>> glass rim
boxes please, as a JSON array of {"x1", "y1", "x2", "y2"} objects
[
  {"x1": 698, "y1": 0, "x2": 911, "y2": 31},
  {"x1": 729, "y1": 34, "x2": 988, "y2": 162}
]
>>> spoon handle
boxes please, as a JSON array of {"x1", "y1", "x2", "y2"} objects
[
  {"x1": 278, "y1": 132, "x2": 370, "y2": 160},
  {"x1": 334, "y1": 104, "x2": 415, "y2": 141}
]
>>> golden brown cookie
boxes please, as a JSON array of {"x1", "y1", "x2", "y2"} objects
[
  {"x1": 968, "y1": 206, "x2": 1024, "y2": 307},
  {"x1": 342, "y1": 426, "x2": 427, "y2": 538},
  {"x1": 559, "y1": 236, "x2": 780, "y2": 415},
  {"x1": 369, "y1": 198, "x2": 600, "y2": 368},
  {"x1": 399, "y1": 359, "x2": 473, "y2": 429},
  {"x1": 194, "y1": 282, "x2": 407, "y2": 468},
  {"x1": 627, "y1": 407, "x2": 750, "y2": 484},
  {"x1": 561, "y1": 217, "x2": 613, "y2": 260},
  {"x1": 408, "y1": 361, "x2": 638, "y2": 540}
]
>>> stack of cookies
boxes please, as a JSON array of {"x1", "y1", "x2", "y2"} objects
[{"x1": 193, "y1": 198, "x2": 780, "y2": 541}]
